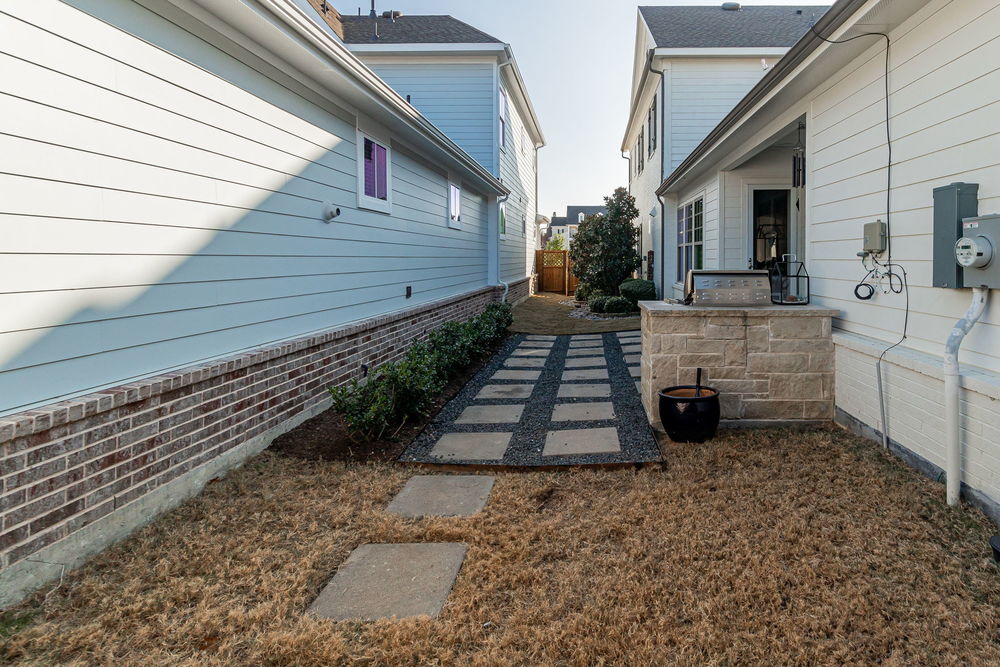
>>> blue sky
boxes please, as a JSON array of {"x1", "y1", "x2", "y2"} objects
[{"x1": 347, "y1": 1, "x2": 829, "y2": 218}]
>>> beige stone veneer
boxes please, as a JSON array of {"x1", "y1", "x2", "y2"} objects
[{"x1": 639, "y1": 302, "x2": 839, "y2": 428}]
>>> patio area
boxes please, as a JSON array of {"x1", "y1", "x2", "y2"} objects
[{"x1": 2, "y1": 427, "x2": 998, "y2": 664}]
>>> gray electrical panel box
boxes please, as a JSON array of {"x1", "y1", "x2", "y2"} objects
[
  {"x1": 863, "y1": 220, "x2": 886, "y2": 253},
  {"x1": 933, "y1": 182, "x2": 979, "y2": 288},
  {"x1": 958, "y1": 214, "x2": 1000, "y2": 288}
]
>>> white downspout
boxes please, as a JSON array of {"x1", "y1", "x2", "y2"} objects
[{"x1": 944, "y1": 287, "x2": 989, "y2": 506}]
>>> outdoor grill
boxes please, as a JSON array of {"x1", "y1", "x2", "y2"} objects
[{"x1": 684, "y1": 270, "x2": 773, "y2": 306}]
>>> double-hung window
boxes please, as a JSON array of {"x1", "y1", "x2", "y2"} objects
[
  {"x1": 636, "y1": 129, "x2": 645, "y2": 174},
  {"x1": 676, "y1": 198, "x2": 704, "y2": 282},
  {"x1": 648, "y1": 97, "x2": 657, "y2": 157},
  {"x1": 499, "y1": 202, "x2": 507, "y2": 238},
  {"x1": 448, "y1": 183, "x2": 461, "y2": 229},
  {"x1": 498, "y1": 87, "x2": 508, "y2": 151},
  {"x1": 357, "y1": 131, "x2": 390, "y2": 213}
]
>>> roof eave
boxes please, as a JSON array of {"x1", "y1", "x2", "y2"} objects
[
  {"x1": 176, "y1": 0, "x2": 509, "y2": 197},
  {"x1": 655, "y1": 0, "x2": 873, "y2": 196}
]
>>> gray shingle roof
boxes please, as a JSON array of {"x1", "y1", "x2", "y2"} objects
[
  {"x1": 566, "y1": 205, "x2": 607, "y2": 222},
  {"x1": 340, "y1": 14, "x2": 502, "y2": 44},
  {"x1": 639, "y1": 5, "x2": 830, "y2": 48}
]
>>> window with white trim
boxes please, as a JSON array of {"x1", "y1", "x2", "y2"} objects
[
  {"x1": 448, "y1": 183, "x2": 461, "y2": 229},
  {"x1": 648, "y1": 97, "x2": 657, "y2": 157},
  {"x1": 521, "y1": 212, "x2": 527, "y2": 235},
  {"x1": 521, "y1": 128, "x2": 528, "y2": 155},
  {"x1": 357, "y1": 132, "x2": 390, "y2": 213},
  {"x1": 676, "y1": 198, "x2": 704, "y2": 282},
  {"x1": 499, "y1": 201, "x2": 507, "y2": 238},
  {"x1": 636, "y1": 128, "x2": 645, "y2": 174},
  {"x1": 498, "y1": 87, "x2": 508, "y2": 151}
]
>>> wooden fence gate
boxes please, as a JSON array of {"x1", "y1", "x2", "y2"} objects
[{"x1": 535, "y1": 250, "x2": 579, "y2": 296}]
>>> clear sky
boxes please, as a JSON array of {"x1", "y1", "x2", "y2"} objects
[{"x1": 346, "y1": 1, "x2": 830, "y2": 218}]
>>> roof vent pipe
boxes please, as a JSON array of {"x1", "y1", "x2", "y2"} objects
[{"x1": 722, "y1": 2, "x2": 741, "y2": 10}]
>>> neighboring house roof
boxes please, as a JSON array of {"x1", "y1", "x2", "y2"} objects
[
  {"x1": 340, "y1": 14, "x2": 502, "y2": 44},
  {"x1": 566, "y1": 205, "x2": 607, "y2": 221},
  {"x1": 638, "y1": 5, "x2": 831, "y2": 48},
  {"x1": 655, "y1": 0, "x2": 901, "y2": 195}
]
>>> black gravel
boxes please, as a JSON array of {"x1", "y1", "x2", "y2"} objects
[{"x1": 399, "y1": 332, "x2": 661, "y2": 466}]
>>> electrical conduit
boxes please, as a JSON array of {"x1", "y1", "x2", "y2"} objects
[{"x1": 944, "y1": 287, "x2": 988, "y2": 506}]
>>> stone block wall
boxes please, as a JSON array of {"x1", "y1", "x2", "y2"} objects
[
  {"x1": 0, "y1": 284, "x2": 507, "y2": 607},
  {"x1": 639, "y1": 303, "x2": 838, "y2": 428}
]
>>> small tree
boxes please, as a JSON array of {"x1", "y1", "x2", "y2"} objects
[
  {"x1": 569, "y1": 187, "x2": 640, "y2": 294},
  {"x1": 545, "y1": 235, "x2": 565, "y2": 251}
]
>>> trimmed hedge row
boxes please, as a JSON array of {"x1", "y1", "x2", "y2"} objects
[
  {"x1": 620, "y1": 279, "x2": 656, "y2": 306},
  {"x1": 329, "y1": 303, "x2": 513, "y2": 438},
  {"x1": 588, "y1": 295, "x2": 633, "y2": 314}
]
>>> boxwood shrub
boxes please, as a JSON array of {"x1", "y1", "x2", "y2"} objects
[
  {"x1": 619, "y1": 279, "x2": 656, "y2": 306},
  {"x1": 330, "y1": 302, "x2": 512, "y2": 438},
  {"x1": 588, "y1": 295, "x2": 611, "y2": 313},
  {"x1": 603, "y1": 296, "x2": 634, "y2": 314}
]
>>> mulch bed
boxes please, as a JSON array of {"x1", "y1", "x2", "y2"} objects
[{"x1": 270, "y1": 341, "x2": 506, "y2": 463}]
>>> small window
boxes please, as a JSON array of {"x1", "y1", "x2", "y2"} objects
[
  {"x1": 577, "y1": 212, "x2": 585, "y2": 223},
  {"x1": 498, "y1": 87, "x2": 507, "y2": 151},
  {"x1": 499, "y1": 201, "x2": 507, "y2": 238},
  {"x1": 521, "y1": 212, "x2": 527, "y2": 235},
  {"x1": 648, "y1": 97, "x2": 657, "y2": 157},
  {"x1": 448, "y1": 183, "x2": 461, "y2": 229},
  {"x1": 521, "y1": 129, "x2": 528, "y2": 155},
  {"x1": 637, "y1": 129, "x2": 645, "y2": 174},
  {"x1": 676, "y1": 198, "x2": 704, "y2": 282},
  {"x1": 357, "y1": 131, "x2": 390, "y2": 213}
]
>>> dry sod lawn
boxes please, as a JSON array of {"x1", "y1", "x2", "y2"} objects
[{"x1": 2, "y1": 427, "x2": 999, "y2": 665}]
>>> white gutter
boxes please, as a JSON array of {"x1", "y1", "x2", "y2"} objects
[{"x1": 944, "y1": 287, "x2": 989, "y2": 506}]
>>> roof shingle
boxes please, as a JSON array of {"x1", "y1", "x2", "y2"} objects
[
  {"x1": 639, "y1": 5, "x2": 830, "y2": 48},
  {"x1": 340, "y1": 14, "x2": 502, "y2": 44}
]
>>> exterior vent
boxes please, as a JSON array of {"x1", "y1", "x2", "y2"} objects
[
  {"x1": 721, "y1": 2, "x2": 741, "y2": 10},
  {"x1": 381, "y1": 10, "x2": 402, "y2": 19}
]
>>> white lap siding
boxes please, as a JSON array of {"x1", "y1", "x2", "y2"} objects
[
  {"x1": 498, "y1": 81, "x2": 537, "y2": 284},
  {"x1": 805, "y1": 0, "x2": 1000, "y2": 512},
  {"x1": 0, "y1": 0, "x2": 491, "y2": 415}
]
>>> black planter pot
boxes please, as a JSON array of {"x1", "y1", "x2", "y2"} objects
[{"x1": 658, "y1": 385, "x2": 721, "y2": 443}]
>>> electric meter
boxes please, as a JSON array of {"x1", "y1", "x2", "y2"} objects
[{"x1": 955, "y1": 235, "x2": 993, "y2": 269}]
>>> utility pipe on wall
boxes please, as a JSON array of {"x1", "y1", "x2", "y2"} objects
[{"x1": 944, "y1": 287, "x2": 989, "y2": 506}]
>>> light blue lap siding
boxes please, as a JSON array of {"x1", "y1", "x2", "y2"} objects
[
  {"x1": 367, "y1": 63, "x2": 496, "y2": 173},
  {"x1": 0, "y1": 0, "x2": 492, "y2": 414}
]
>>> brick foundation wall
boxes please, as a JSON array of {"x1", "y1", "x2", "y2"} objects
[
  {"x1": 639, "y1": 303, "x2": 838, "y2": 428},
  {"x1": 506, "y1": 275, "x2": 536, "y2": 305},
  {"x1": 0, "y1": 285, "x2": 506, "y2": 604}
]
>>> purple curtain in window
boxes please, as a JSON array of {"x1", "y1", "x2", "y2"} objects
[
  {"x1": 375, "y1": 144, "x2": 387, "y2": 200},
  {"x1": 363, "y1": 139, "x2": 376, "y2": 198}
]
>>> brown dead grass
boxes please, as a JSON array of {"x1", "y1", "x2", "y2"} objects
[
  {"x1": 3, "y1": 427, "x2": 999, "y2": 665},
  {"x1": 511, "y1": 291, "x2": 639, "y2": 334}
]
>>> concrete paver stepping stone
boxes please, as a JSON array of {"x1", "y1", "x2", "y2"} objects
[
  {"x1": 566, "y1": 347, "x2": 604, "y2": 357},
  {"x1": 493, "y1": 369, "x2": 541, "y2": 381},
  {"x1": 525, "y1": 335, "x2": 557, "y2": 340},
  {"x1": 622, "y1": 344, "x2": 641, "y2": 354},
  {"x1": 565, "y1": 356, "x2": 607, "y2": 368},
  {"x1": 511, "y1": 348, "x2": 550, "y2": 357},
  {"x1": 431, "y1": 432, "x2": 512, "y2": 460},
  {"x1": 519, "y1": 341, "x2": 554, "y2": 349},
  {"x1": 562, "y1": 368, "x2": 609, "y2": 381},
  {"x1": 573, "y1": 334, "x2": 603, "y2": 340},
  {"x1": 558, "y1": 383, "x2": 611, "y2": 398},
  {"x1": 551, "y1": 402, "x2": 615, "y2": 421},
  {"x1": 624, "y1": 354, "x2": 641, "y2": 365},
  {"x1": 568, "y1": 340, "x2": 603, "y2": 348},
  {"x1": 635, "y1": 381, "x2": 641, "y2": 392},
  {"x1": 617, "y1": 331, "x2": 640, "y2": 338},
  {"x1": 307, "y1": 543, "x2": 467, "y2": 620},
  {"x1": 476, "y1": 384, "x2": 534, "y2": 400},
  {"x1": 505, "y1": 357, "x2": 547, "y2": 368},
  {"x1": 387, "y1": 475, "x2": 495, "y2": 518},
  {"x1": 629, "y1": 366, "x2": 641, "y2": 378},
  {"x1": 455, "y1": 404, "x2": 525, "y2": 424},
  {"x1": 543, "y1": 427, "x2": 621, "y2": 456}
]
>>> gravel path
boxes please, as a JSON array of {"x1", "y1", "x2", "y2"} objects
[{"x1": 399, "y1": 332, "x2": 661, "y2": 466}]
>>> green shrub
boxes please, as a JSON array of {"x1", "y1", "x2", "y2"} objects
[
  {"x1": 574, "y1": 283, "x2": 606, "y2": 302},
  {"x1": 588, "y1": 295, "x2": 611, "y2": 313},
  {"x1": 330, "y1": 302, "x2": 513, "y2": 438},
  {"x1": 619, "y1": 279, "x2": 656, "y2": 306},
  {"x1": 603, "y1": 296, "x2": 634, "y2": 314}
]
